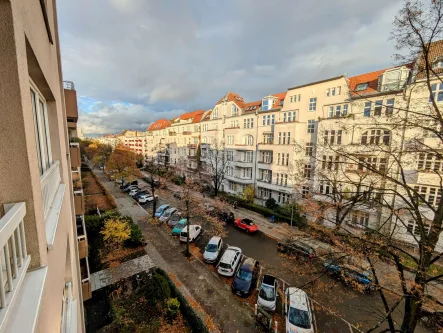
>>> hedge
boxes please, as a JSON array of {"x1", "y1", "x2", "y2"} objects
[
  {"x1": 155, "y1": 269, "x2": 210, "y2": 333},
  {"x1": 222, "y1": 193, "x2": 306, "y2": 227}
]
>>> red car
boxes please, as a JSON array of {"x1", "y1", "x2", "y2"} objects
[{"x1": 234, "y1": 218, "x2": 258, "y2": 233}]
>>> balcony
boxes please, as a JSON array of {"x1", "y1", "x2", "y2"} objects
[
  {"x1": 0, "y1": 202, "x2": 32, "y2": 332},
  {"x1": 40, "y1": 161, "x2": 61, "y2": 219},
  {"x1": 169, "y1": 132, "x2": 177, "y2": 136},
  {"x1": 69, "y1": 143, "x2": 81, "y2": 168},
  {"x1": 183, "y1": 131, "x2": 192, "y2": 135},
  {"x1": 76, "y1": 216, "x2": 88, "y2": 259},
  {"x1": 74, "y1": 190, "x2": 85, "y2": 215},
  {"x1": 64, "y1": 84, "x2": 78, "y2": 121},
  {"x1": 80, "y1": 258, "x2": 92, "y2": 301}
]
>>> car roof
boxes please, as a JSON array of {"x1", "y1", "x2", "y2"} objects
[
  {"x1": 208, "y1": 236, "x2": 221, "y2": 244},
  {"x1": 287, "y1": 287, "x2": 309, "y2": 311},
  {"x1": 181, "y1": 225, "x2": 199, "y2": 232},
  {"x1": 262, "y1": 274, "x2": 276, "y2": 285},
  {"x1": 240, "y1": 258, "x2": 256, "y2": 271},
  {"x1": 159, "y1": 204, "x2": 169, "y2": 209},
  {"x1": 222, "y1": 247, "x2": 241, "y2": 261}
]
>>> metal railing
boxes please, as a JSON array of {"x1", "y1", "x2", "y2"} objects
[
  {"x1": 40, "y1": 161, "x2": 61, "y2": 219},
  {"x1": 63, "y1": 81, "x2": 75, "y2": 90},
  {"x1": 0, "y1": 202, "x2": 30, "y2": 322}
]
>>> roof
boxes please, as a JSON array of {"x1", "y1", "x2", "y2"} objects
[
  {"x1": 287, "y1": 287, "x2": 309, "y2": 310},
  {"x1": 243, "y1": 100, "x2": 261, "y2": 113},
  {"x1": 192, "y1": 112, "x2": 204, "y2": 123},
  {"x1": 416, "y1": 39, "x2": 443, "y2": 79},
  {"x1": 147, "y1": 119, "x2": 171, "y2": 131},
  {"x1": 201, "y1": 110, "x2": 212, "y2": 121},
  {"x1": 288, "y1": 75, "x2": 344, "y2": 91},
  {"x1": 208, "y1": 236, "x2": 221, "y2": 244},
  {"x1": 347, "y1": 68, "x2": 388, "y2": 95},
  {"x1": 271, "y1": 92, "x2": 287, "y2": 109},
  {"x1": 216, "y1": 92, "x2": 245, "y2": 109},
  {"x1": 178, "y1": 109, "x2": 205, "y2": 121}
]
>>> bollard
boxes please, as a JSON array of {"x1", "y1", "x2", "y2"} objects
[
  {"x1": 275, "y1": 320, "x2": 278, "y2": 333},
  {"x1": 254, "y1": 304, "x2": 258, "y2": 316}
]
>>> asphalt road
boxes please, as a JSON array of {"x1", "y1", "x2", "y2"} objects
[{"x1": 133, "y1": 180, "x2": 433, "y2": 333}]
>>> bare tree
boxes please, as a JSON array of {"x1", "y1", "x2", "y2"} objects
[{"x1": 203, "y1": 139, "x2": 231, "y2": 196}]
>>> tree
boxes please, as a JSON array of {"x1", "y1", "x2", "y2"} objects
[
  {"x1": 242, "y1": 185, "x2": 255, "y2": 203},
  {"x1": 105, "y1": 148, "x2": 140, "y2": 182},
  {"x1": 85, "y1": 143, "x2": 98, "y2": 160},
  {"x1": 143, "y1": 159, "x2": 161, "y2": 218},
  {"x1": 203, "y1": 139, "x2": 231, "y2": 196},
  {"x1": 100, "y1": 218, "x2": 131, "y2": 249}
]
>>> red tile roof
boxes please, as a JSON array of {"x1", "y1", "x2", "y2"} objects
[
  {"x1": 271, "y1": 92, "x2": 287, "y2": 109},
  {"x1": 216, "y1": 92, "x2": 245, "y2": 109},
  {"x1": 348, "y1": 69, "x2": 387, "y2": 95},
  {"x1": 178, "y1": 109, "x2": 205, "y2": 121},
  {"x1": 416, "y1": 39, "x2": 443, "y2": 79},
  {"x1": 243, "y1": 100, "x2": 261, "y2": 113},
  {"x1": 192, "y1": 113, "x2": 204, "y2": 123},
  {"x1": 147, "y1": 119, "x2": 171, "y2": 131}
]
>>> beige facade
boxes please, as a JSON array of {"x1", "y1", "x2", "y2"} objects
[{"x1": 0, "y1": 0, "x2": 84, "y2": 332}]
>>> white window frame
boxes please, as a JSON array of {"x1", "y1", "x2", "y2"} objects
[{"x1": 309, "y1": 98, "x2": 317, "y2": 111}]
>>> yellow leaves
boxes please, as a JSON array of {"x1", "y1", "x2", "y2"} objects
[{"x1": 100, "y1": 218, "x2": 131, "y2": 247}]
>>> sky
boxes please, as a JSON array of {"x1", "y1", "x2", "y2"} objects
[{"x1": 58, "y1": 0, "x2": 405, "y2": 137}]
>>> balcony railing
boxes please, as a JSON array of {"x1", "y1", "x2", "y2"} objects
[
  {"x1": 40, "y1": 161, "x2": 61, "y2": 219},
  {"x1": 0, "y1": 202, "x2": 31, "y2": 330},
  {"x1": 63, "y1": 81, "x2": 75, "y2": 90}
]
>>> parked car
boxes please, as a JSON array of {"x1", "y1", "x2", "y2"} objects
[
  {"x1": 138, "y1": 194, "x2": 158, "y2": 204},
  {"x1": 323, "y1": 260, "x2": 375, "y2": 292},
  {"x1": 203, "y1": 236, "x2": 223, "y2": 264},
  {"x1": 258, "y1": 274, "x2": 277, "y2": 312},
  {"x1": 171, "y1": 219, "x2": 188, "y2": 236},
  {"x1": 155, "y1": 204, "x2": 171, "y2": 217},
  {"x1": 123, "y1": 185, "x2": 138, "y2": 193},
  {"x1": 159, "y1": 207, "x2": 177, "y2": 223},
  {"x1": 179, "y1": 225, "x2": 202, "y2": 243},
  {"x1": 234, "y1": 218, "x2": 258, "y2": 233},
  {"x1": 219, "y1": 211, "x2": 235, "y2": 224},
  {"x1": 133, "y1": 191, "x2": 148, "y2": 200},
  {"x1": 129, "y1": 188, "x2": 141, "y2": 197},
  {"x1": 277, "y1": 239, "x2": 316, "y2": 259},
  {"x1": 217, "y1": 246, "x2": 242, "y2": 277},
  {"x1": 231, "y1": 258, "x2": 259, "y2": 297},
  {"x1": 168, "y1": 212, "x2": 182, "y2": 227},
  {"x1": 285, "y1": 287, "x2": 316, "y2": 333}
]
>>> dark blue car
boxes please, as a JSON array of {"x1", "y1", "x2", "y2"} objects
[
  {"x1": 324, "y1": 260, "x2": 375, "y2": 292},
  {"x1": 231, "y1": 258, "x2": 259, "y2": 297}
]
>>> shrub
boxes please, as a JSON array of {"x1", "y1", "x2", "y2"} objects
[
  {"x1": 140, "y1": 272, "x2": 171, "y2": 304},
  {"x1": 124, "y1": 223, "x2": 144, "y2": 248},
  {"x1": 166, "y1": 298, "x2": 180, "y2": 319},
  {"x1": 100, "y1": 218, "x2": 132, "y2": 248},
  {"x1": 265, "y1": 197, "x2": 278, "y2": 210}
]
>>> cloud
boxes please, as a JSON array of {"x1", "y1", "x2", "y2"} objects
[{"x1": 58, "y1": 0, "x2": 405, "y2": 136}]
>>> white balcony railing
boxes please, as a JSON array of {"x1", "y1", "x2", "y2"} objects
[
  {"x1": 40, "y1": 161, "x2": 61, "y2": 219},
  {"x1": 0, "y1": 202, "x2": 31, "y2": 330}
]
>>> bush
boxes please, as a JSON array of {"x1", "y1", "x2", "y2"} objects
[
  {"x1": 265, "y1": 197, "x2": 278, "y2": 210},
  {"x1": 172, "y1": 175, "x2": 186, "y2": 185},
  {"x1": 124, "y1": 222, "x2": 144, "y2": 247},
  {"x1": 166, "y1": 298, "x2": 180, "y2": 319},
  {"x1": 140, "y1": 272, "x2": 171, "y2": 305},
  {"x1": 85, "y1": 210, "x2": 120, "y2": 236}
]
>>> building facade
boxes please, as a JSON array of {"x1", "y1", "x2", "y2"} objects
[{"x1": 0, "y1": 0, "x2": 85, "y2": 331}]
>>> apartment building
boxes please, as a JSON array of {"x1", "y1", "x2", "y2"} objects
[
  {"x1": 0, "y1": 0, "x2": 84, "y2": 332},
  {"x1": 145, "y1": 119, "x2": 172, "y2": 164},
  {"x1": 97, "y1": 134, "x2": 121, "y2": 149}
]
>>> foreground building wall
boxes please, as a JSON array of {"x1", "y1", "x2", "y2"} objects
[{"x1": 0, "y1": 0, "x2": 84, "y2": 331}]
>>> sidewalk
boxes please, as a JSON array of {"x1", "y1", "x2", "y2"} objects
[
  {"x1": 97, "y1": 169, "x2": 255, "y2": 333},
  {"x1": 141, "y1": 171, "x2": 443, "y2": 302}
]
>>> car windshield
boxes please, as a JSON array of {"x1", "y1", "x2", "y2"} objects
[
  {"x1": 156, "y1": 206, "x2": 166, "y2": 213},
  {"x1": 245, "y1": 220, "x2": 254, "y2": 226},
  {"x1": 219, "y1": 262, "x2": 231, "y2": 269},
  {"x1": 206, "y1": 244, "x2": 218, "y2": 253},
  {"x1": 164, "y1": 210, "x2": 173, "y2": 217},
  {"x1": 181, "y1": 232, "x2": 187, "y2": 237},
  {"x1": 236, "y1": 268, "x2": 252, "y2": 282},
  {"x1": 176, "y1": 222, "x2": 186, "y2": 229},
  {"x1": 171, "y1": 215, "x2": 180, "y2": 221},
  {"x1": 259, "y1": 285, "x2": 275, "y2": 301},
  {"x1": 288, "y1": 307, "x2": 311, "y2": 329}
]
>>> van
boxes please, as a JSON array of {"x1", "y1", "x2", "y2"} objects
[
  {"x1": 179, "y1": 225, "x2": 202, "y2": 243},
  {"x1": 217, "y1": 246, "x2": 242, "y2": 277}
]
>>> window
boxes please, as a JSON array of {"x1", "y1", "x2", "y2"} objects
[
  {"x1": 417, "y1": 153, "x2": 443, "y2": 171},
  {"x1": 348, "y1": 211, "x2": 370, "y2": 227},
  {"x1": 430, "y1": 83, "x2": 443, "y2": 102},
  {"x1": 361, "y1": 129, "x2": 391, "y2": 145},
  {"x1": 258, "y1": 187, "x2": 271, "y2": 199},
  {"x1": 326, "y1": 88, "x2": 330, "y2": 97},
  {"x1": 227, "y1": 135, "x2": 234, "y2": 145},
  {"x1": 259, "y1": 169, "x2": 272, "y2": 182},
  {"x1": 231, "y1": 104, "x2": 239, "y2": 116},
  {"x1": 229, "y1": 181, "x2": 238, "y2": 191},
  {"x1": 262, "y1": 99, "x2": 271, "y2": 111},
  {"x1": 433, "y1": 59, "x2": 443, "y2": 69},
  {"x1": 230, "y1": 120, "x2": 239, "y2": 128},
  {"x1": 304, "y1": 164, "x2": 311, "y2": 178},
  {"x1": 213, "y1": 108, "x2": 218, "y2": 119},
  {"x1": 305, "y1": 143, "x2": 314, "y2": 157},
  {"x1": 243, "y1": 118, "x2": 254, "y2": 128},
  {"x1": 31, "y1": 86, "x2": 52, "y2": 175},
  {"x1": 290, "y1": 96, "x2": 293, "y2": 103},
  {"x1": 276, "y1": 174, "x2": 288, "y2": 186},
  {"x1": 319, "y1": 181, "x2": 332, "y2": 195},
  {"x1": 328, "y1": 106, "x2": 334, "y2": 118},
  {"x1": 263, "y1": 133, "x2": 273, "y2": 144},
  {"x1": 309, "y1": 98, "x2": 317, "y2": 111},
  {"x1": 285, "y1": 153, "x2": 290, "y2": 166},
  {"x1": 226, "y1": 151, "x2": 234, "y2": 161},
  {"x1": 307, "y1": 120, "x2": 315, "y2": 133},
  {"x1": 364, "y1": 102, "x2": 371, "y2": 117},
  {"x1": 407, "y1": 220, "x2": 431, "y2": 237},
  {"x1": 413, "y1": 185, "x2": 442, "y2": 207},
  {"x1": 243, "y1": 151, "x2": 253, "y2": 162},
  {"x1": 262, "y1": 114, "x2": 275, "y2": 126},
  {"x1": 277, "y1": 192, "x2": 289, "y2": 204},
  {"x1": 260, "y1": 151, "x2": 273, "y2": 163},
  {"x1": 244, "y1": 135, "x2": 254, "y2": 146},
  {"x1": 282, "y1": 111, "x2": 297, "y2": 122},
  {"x1": 321, "y1": 155, "x2": 340, "y2": 171},
  {"x1": 343, "y1": 104, "x2": 348, "y2": 116},
  {"x1": 298, "y1": 94, "x2": 301, "y2": 102},
  {"x1": 323, "y1": 130, "x2": 343, "y2": 145},
  {"x1": 355, "y1": 83, "x2": 369, "y2": 92},
  {"x1": 302, "y1": 186, "x2": 310, "y2": 199},
  {"x1": 385, "y1": 98, "x2": 395, "y2": 116},
  {"x1": 331, "y1": 87, "x2": 336, "y2": 96},
  {"x1": 226, "y1": 166, "x2": 234, "y2": 176},
  {"x1": 374, "y1": 100, "x2": 383, "y2": 116},
  {"x1": 242, "y1": 168, "x2": 252, "y2": 179},
  {"x1": 357, "y1": 156, "x2": 388, "y2": 174}
]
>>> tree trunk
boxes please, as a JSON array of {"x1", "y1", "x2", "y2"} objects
[{"x1": 185, "y1": 199, "x2": 190, "y2": 257}]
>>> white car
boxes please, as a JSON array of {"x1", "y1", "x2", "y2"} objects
[
  {"x1": 285, "y1": 287, "x2": 316, "y2": 333},
  {"x1": 159, "y1": 207, "x2": 177, "y2": 223},
  {"x1": 128, "y1": 188, "x2": 140, "y2": 197},
  {"x1": 217, "y1": 246, "x2": 242, "y2": 277},
  {"x1": 203, "y1": 236, "x2": 223, "y2": 264},
  {"x1": 179, "y1": 225, "x2": 202, "y2": 243},
  {"x1": 258, "y1": 274, "x2": 277, "y2": 312},
  {"x1": 137, "y1": 194, "x2": 157, "y2": 203}
]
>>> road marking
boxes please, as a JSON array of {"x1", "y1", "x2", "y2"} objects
[{"x1": 348, "y1": 322, "x2": 354, "y2": 333}]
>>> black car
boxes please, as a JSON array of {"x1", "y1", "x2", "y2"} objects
[
  {"x1": 219, "y1": 211, "x2": 235, "y2": 224},
  {"x1": 231, "y1": 258, "x2": 260, "y2": 297},
  {"x1": 277, "y1": 239, "x2": 316, "y2": 259}
]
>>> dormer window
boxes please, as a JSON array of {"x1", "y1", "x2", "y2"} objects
[
  {"x1": 231, "y1": 104, "x2": 239, "y2": 116},
  {"x1": 355, "y1": 83, "x2": 369, "y2": 92},
  {"x1": 433, "y1": 57, "x2": 443, "y2": 69},
  {"x1": 213, "y1": 107, "x2": 218, "y2": 119},
  {"x1": 262, "y1": 98, "x2": 272, "y2": 111}
]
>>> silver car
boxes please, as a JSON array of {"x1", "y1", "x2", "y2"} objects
[
  {"x1": 258, "y1": 274, "x2": 277, "y2": 312},
  {"x1": 203, "y1": 236, "x2": 223, "y2": 264},
  {"x1": 168, "y1": 211, "x2": 182, "y2": 227},
  {"x1": 159, "y1": 207, "x2": 177, "y2": 223}
]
